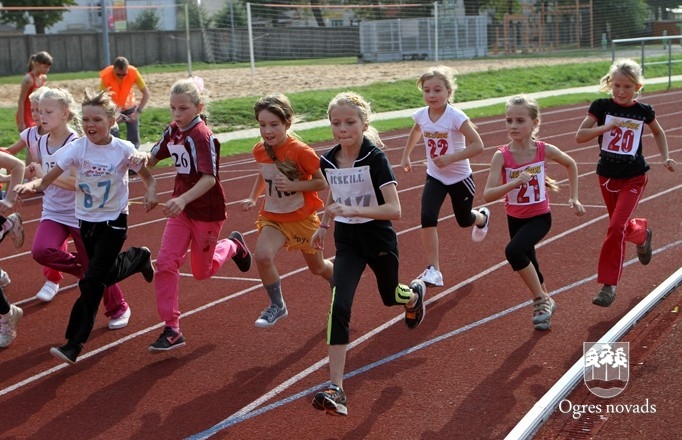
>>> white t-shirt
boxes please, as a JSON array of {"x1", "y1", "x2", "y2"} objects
[
  {"x1": 413, "y1": 104, "x2": 473, "y2": 185},
  {"x1": 56, "y1": 137, "x2": 141, "y2": 222}
]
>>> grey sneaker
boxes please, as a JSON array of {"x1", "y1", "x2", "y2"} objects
[
  {"x1": 636, "y1": 228, "x2": 652, "y2": 265},
  {"x1": 312, "y1": 384, "x2": 348, "y2": 416},
  {"x1": 593, "y1": 285, "x2": 616, "y2": 307},
  {"x1": 7, "y1": 213, "x2": 24, "y2": 248},
  {"x1": 0, "y1": 269, "x2": 11, "y2": 288},
  {"x1": 0, "y1": 304, "x2": 23, "y2": 348},
  {"x1": 255, "y1": 303, "x2": 288, "y2": 328},
  {"x1": 532, "y1": 296, "x2": 556, "y2": 331}
]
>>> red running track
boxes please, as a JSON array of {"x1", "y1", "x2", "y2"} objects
[{"x1": 0, "y1": 91, "x2": 680, "y2": 439}]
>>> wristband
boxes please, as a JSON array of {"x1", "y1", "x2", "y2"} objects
[
  {"x1": 319, "y1": 224, "x2": 330, "y2": 229},
  {"x1": 136, "y1": 107, "x2": 142, "y2": 113}
]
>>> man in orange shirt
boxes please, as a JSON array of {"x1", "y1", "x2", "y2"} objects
[{"x1": 99, "y1": 56, "x2": 150, "y2": 150}]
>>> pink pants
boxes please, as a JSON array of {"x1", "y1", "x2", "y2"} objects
[
  {"x1": 154, "y1": 212, "x2": 238, "y2": 328},
  {"x1": 31, "y1": 219, "x2": 128, "y2": 318},
  {"x1": 597, "y1": 174, "x2": 648, "y2": 286}
]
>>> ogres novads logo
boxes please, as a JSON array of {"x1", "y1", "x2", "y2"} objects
[{"x1": 583, "y1": 342, "x2": 629, "y2": 398}]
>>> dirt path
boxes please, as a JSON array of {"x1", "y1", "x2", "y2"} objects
[{"x1": 1, "y1": 57, "x2": 597, "y2": 108}]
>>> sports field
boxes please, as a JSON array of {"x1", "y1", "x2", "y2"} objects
[{"x1": 1, "y1": 86, "x2": 680, "y2": 438}]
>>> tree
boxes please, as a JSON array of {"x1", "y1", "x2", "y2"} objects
[
  {"x1": 129, "y1": 9, "x2": 160, "y2": 31},
  {"x1": 0, "y1": 0, "x2": 77, "y2": 34}
]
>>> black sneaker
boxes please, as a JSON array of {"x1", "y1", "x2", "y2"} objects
[
  {"x1": 312, "y1": 384, "x2": 348, "y2": 416},
  {"x1": 636, "y1": 228, "x2": 652, "y2": 265},
  {"x1": 229, "y1": 231, "x2": 252, "y2": 273},
  {"x1": 148, "y1": 326, "x2": 186, "y2": 352},
  {"x1": 593, "y1": 284, "x2": 616, "y2": 307},
  {"x1": 404, "y1": 279, "x2": 426, "y2": 329},
  {"x1": 50, "y1": 341, "x2": 83, "y2": 365},
  {"x1": 138, "y1": 246, "x2": 155, "y2": 282}
]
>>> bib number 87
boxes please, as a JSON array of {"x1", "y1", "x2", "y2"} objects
[{"x1": 79, "y1": 180, "x2": 111, "y2": 209}]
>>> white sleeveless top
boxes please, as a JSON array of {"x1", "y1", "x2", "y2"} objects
[{"x1": 36, "y1": 130, "x2": 79, "y2": 228}]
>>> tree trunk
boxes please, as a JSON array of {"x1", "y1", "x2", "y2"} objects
[{"x1": 310, "y1": 0, "x2": 326, "y2": 27}]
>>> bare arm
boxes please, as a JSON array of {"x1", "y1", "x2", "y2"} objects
[
  {"x1": 545, "y1": 143, "x2": 585, "y2": 216},
  {"x1": 575, "y1": 115, "x2": 617, "y2": 144},
  {"x1": 483, "y1": 151, "x2": 524, "y2": 202},
  {"x1": 162, "y1": 173, "x2": 215, "y2": 217},
  {"x1": 136, "y1": 165, "x2": 159, "y2": 212},
  {"x1": 400, "y1": 123, "x2": 422, "y2": 172},
  {"x1": 0, "y1": 153, "x2": 26, "y2": 213},
  {"x1": 242, "y1": 174, "x2": 267, "y2": 211},
  {"x1": 648, "y1": 119, "x2": 676, "y2": 172}
]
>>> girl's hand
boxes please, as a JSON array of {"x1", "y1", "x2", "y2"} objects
[
  {"x1": 569, "y1": 198, "x2": 586, "y2": 217},
  {"x1": 30, "y1": 162, "x2": 45, "y2": 178},
  {"x1": 326, "y1": 202, "x2": 351, "y2": 219},
  {"x1": 311, "y1": 228, "x2": 326, "y2": 250},
  {"x1": 241, "y1": 198, "x2": 256, "y2": 211},
  {"x1": 14, "y1": 182, "x2": 37, "y2": 195},
  {"x1": 274, "y1": 174, "x2": 296, "y2": 192},
  {"x1": 162, "y1": 196, "x2": 187, "y2": 218},
  {"x1": 401, "y1": 157, "x2": 412, "y2": 172},
  {"x1": 664, "y1": 158, "x2": 677, "y2": 172},
  {"x1": 129, "y1": 152, "x2": 150, "y2": 167},
  {"x1": 517, "y1": 170, "x2": 533, "y2": 186},
  {"x1": 143, "y1": 191, "x2": 159, "y2": 213},
  {"x1": 432, "y1": 155, "x2": 451, "y2": 168}
]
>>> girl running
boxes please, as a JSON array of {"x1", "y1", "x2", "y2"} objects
[
  {"x1": 575, "y1": 59, "x2": 676, "y2": 307},
  {"x1": 134, "y1": 78, "x2": 251, "y2": 352},
  {"x1": 242, "y1": 94, "x2": 333, "y2": 327},
  {"x1": 400, "y1": 65, "x2": 489, "y2": 287},
  {"x1": 310, "y1": 91, "x2": 426, "y2": 416},
  {"x1": 15, "y1": 89, "x2": 158, "y2": 364},
  {"x1": 484, "y1": 95, "x2": 585, "y2": 330}
]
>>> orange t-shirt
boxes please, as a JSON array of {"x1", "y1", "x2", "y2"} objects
[
  {"x1": 252, "y1": 136, "x2": 323, "y2": 223},
  {"x1": 99, "y1": 65, "x2": 146, "y2": 110}
]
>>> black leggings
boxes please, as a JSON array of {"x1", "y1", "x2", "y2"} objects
[
  {"x1": 421, "y1": 174, "x2": 476, "y2": 228},
  {"x1": 505, "y1": 213, "x2": 552, "y2": 284}
]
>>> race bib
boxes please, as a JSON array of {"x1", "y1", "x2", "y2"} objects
[
  {"x1": 259, "y1": 163, "x2": 304, "y2": 214},
  {"x1": 326, "y1": 166, "x2": 377, "y2": 224},
  {"x1": 601, "y1": 115, "x2": 643, "y2": 158},
  {"x1": 168, "y1": 143, "x2": 191, "y2": 174},
  {"x1": 506, "y1": 161, "x2": 546, "y2": 206},
  {"x1": 77, "y1": 172, "x2": 120, "y2": 213}
]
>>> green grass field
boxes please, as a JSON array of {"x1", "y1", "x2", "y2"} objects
[{"x1": 2, "y1": 57, "x2": 681, "y2": 158}]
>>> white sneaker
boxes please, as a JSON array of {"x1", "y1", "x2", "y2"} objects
[
  {"x1": 0, "y1": 304, "x2": 23, "y2": 348},
  {"x1": 418, "y1": 266, "x2": 444, "y2": 287},
  {"x1": 109, "y1": 307, "x2": 131, "y2": 330},
  {"x1": 35, "y1": 281, "x2": 60, "y2": 302},
  {"x1": 0, "y1": 269, "x2": 10, "y2": 288},
  {"x1": 471, "y1": 207, "x2": 491, "y2": 242}
]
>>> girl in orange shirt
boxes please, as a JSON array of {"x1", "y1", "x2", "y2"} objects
[{"x1": 242, "y1": 94, "x2": 333, "y2": 328}]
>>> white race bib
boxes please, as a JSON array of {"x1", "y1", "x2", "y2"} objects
[
  {"x1": 506, "y1": 161, "x2": 547, "y2": 206},
  {"x1": 326, "y1": 166, "x2": 377, "y2": 224},
  {"x1": 600, "y1": 115, "x2": 643, "y2": 157},
  {"x1": 168, "y1": 143, "x2": 191, "y2": 174}
]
